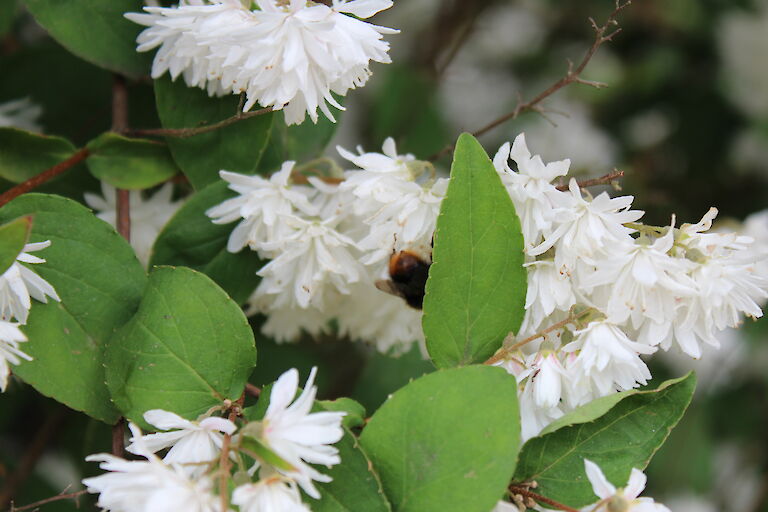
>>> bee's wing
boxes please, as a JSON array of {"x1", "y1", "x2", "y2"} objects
[{"x1": 375, "y1": 279, "x2": 404, "y2": 299}]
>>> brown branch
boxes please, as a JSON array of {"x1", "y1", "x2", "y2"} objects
[
  {"x1": 0, "y1": 409, "x2": 67, "y2": 509},
  {"x1": 429, "y1": 0, "x2": 631, "y2": 161},
  {"x1": 111, "y1": 418, "x2": 126, "y2": 458},
  {"x1": 111, "y1": 76, "x2": 131, "y2": 458},
  {"x1": 116, "y1": 190, "x2": 131, "y2": 242},
  {"x1": 0, "y1": 148, "x2": 91, "y2": 207},
  {"x1": 245, "y1": 383, "x2": 261, "y2": 398},
  {"x1": 509, "y1": 486, "x2": 580, "y2": 512},
  {"x1": 10, "y1": 490, "x2": 88, "y2": 512},
  {"x1": 128, "y1": 108, "x2": 272, "y2": 139},
  {"x1": 557, "y1": 169, "x2": 625, "y2": 191}
]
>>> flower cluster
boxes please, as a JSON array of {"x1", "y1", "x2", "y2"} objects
[
  {"x1": 207, "y1": 138, "x2": 444, "y2": 354},
  {"x1": 84, "y1": 367, "x2": 345, "y2": 512},
  {"x1": 126, "y1": 0, "x2": 397, "y2": 125},
  {"x1": 209, "y1": 132, "x2": 768, "y2": 442},
  {"x1": 490, "y1": 134, "x2": 768, "y2": 440},
  {"x1": 84, "y1": 183, "x2": 184, "y2": 267},
  {"x1": 0, "y1": 241, "x2": 60, "y2": 391}
]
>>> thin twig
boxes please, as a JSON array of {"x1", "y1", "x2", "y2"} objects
[
  {"x1": 0, "y1": 409, "x2": 67, "y2": 509},
  {"x1": 0, "y1": 148, "x2": 90, "y2": 207},
  {"x1": 111, "y1": 75, "x2": 131, "y2": 458},
  {"x1": 557, "y1": 169, "x2": 625, "y2": 191},
  {"x1": 10, "y1": 490, "x2": 88, "y2": 512},
  {"x1": 128, "y1": 108, "x2": 272, "y2": 139},
  {"x1": 429, "y1": 0, "x2": 631, "y2": 161},
  {"x1": 245, "y1": 383, "x2": 261, "y2": 398},
  {"x1": 509, "y1": 486, "x2": 580, "y2": 512},
  {"x1": 218, "y1": 396, "x2": 244, "y2": 512},
  {"x1": 484, "y1": 317, "x2": 574, "y2": 366}
]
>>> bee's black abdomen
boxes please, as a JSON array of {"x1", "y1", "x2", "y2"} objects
[{"x1": 389, "y1": 251, "x2": 431, "y2": 309}]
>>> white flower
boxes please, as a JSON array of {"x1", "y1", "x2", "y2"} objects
[
  {"x1": 127, "y1": 0, "x2": 397, "y2": 125},
  {"x1": 0, "y1": 97, "x2": 43, "y2": 132},
  {"x1": 257, "y1": 303, "x2": 331, "y2": 343},
  {"x1": 583, "y1": 459, "x2": 670, "y2": 512},
  {"x1": 338, "y1": 138, "x2": 445, "y2": 263},
  {"x1": 493, "y1": 133, "x2": 570, "y2": 251},
  {"x1": 579, "y1": 228, "x2": 697, "y2": 336},
  {"x1": 206, "y1": 163, "x2": 318, "y2": 256},
  {"x1": 0, "y1": 320, "x2": 30, "y2": 392},
  {"x1": 253, "y1": 216, "x2": 363, "y2": 310},
  {"x1": 528, "y1": 351, "x2": 568, "y2": 410},
  {"x1": 0, "y1": 241, "x2": 60, "y2": 324},
  {"x1": 335, "y1": 281, "x2": 423, "y2": 354},
  {"x1": 83, "y1": 423, "x2": 221, "y2": 512},
  {"x1": 84, "y1": 183, "x2": 184, "y2": 267},
  {"x1": 491, "y1": 500, "x2": 520, "y2": 512},
  {"x1": 518, "y1": 375, "x2": 563, "y2": 442},
  {"x1": 259, "y1": 367, "x2": 345, "y2": 499},
  {"x1": 564, "y1": 321, "x2": 655, "y2": 405},
  {"x1": 126, "y1": 409, "x2": 237, "y2": 477},
  {"x1": 523, "y1": 260, "x2": 577, "y2": 333},
  {"x1": 531, "y1": 178, "x2": 643, "y2": 270},
  {"x1": 232, "y1": 470, "x2": 310, "y2": 512}
]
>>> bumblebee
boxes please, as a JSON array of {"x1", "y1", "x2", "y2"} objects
[{"x1": 375, "y1": 250, "x2": 431, "y2": 309}]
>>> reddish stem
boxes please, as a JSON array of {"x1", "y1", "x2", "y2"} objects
[
  {"x1": 509, "y1": 486, "x2": 580, "y2": 512},
  {"x1": 0, "y1": 148, "x2": 90, "y2": 207}
]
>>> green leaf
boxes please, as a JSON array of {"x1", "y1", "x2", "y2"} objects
[
  {"x1": 359, "y1": 365, "x2": 520, "y2": 512},
  {"x1": 86, "y1": 132, "x2": 179, "y2": 190},
  {"x1": 0, "y1": 194, "x2": 147, "y2": 423},
  {"x1": 317, "y1": 397, "x2": 367, "y2": 429},
  {"x1": 105, "y1": 266, "x2": 257, "y2": 427},
  {"x1": 314, "y1": 428, "x2": 392, "y2": 512},
  {"x1": 22, "y1": 0, "x2": 150, "y2": 77},
  {"x1": 150, "y1": 181, "x2": 263, "y2": 305},
  {"x1": 154, "y1": 76, "x2": 274, "y2": 190},
  {"x1": 0, "y1": 128, "x2": 77, "y2": 183},
  {"x1": 350, "y1": 344, "x2": 434, "y2": 413},
  {"x1": 513, "y1": 373, "x2": 697, "y2": 508},
  {"x1": 423, "y1": 133, "x2": 526, "y2": 368},
  {"x1": 0, "y1": 216, "x2": 31, "y2": 275}
]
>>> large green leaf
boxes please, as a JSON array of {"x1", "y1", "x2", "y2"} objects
[
  {"x1": 423, "y1": 133, "x2": 526, "y2": 368},
  {"x1": 22, "y1": 0, "x2": 150, "y2": 77},
  {"x1": 150, "y1": 181, "x2": 263, "y2": 305},
  {"x1": 154, "y1": 77, "x2": 274, "y2": 190},
  {"x1": 0, "y1": 216, "x2": 31, "y2": 275},
  {"x1": 105, "y1": 266, "x2": 257, "y2": 427},
  {"x1": 86, "y1": 132, "x2": 179, "y2": 189},
  {"x1": 314, "y1": 428, "x2": 392, "y2": 512},
  {"x1": 513, "y1": 373, "x2": 696, "y2": 508},
  {"x1": 359, "y1": 365, "x2": 520, "y2": 512},
  {"x1": 0, "y1": 128, "x2": 77, "y2": 183},
  {"x1": 0, "y1": 194, "x2": 147, "y2": 423}
]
